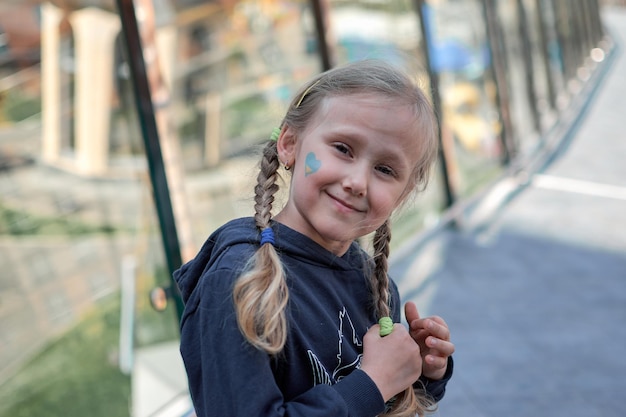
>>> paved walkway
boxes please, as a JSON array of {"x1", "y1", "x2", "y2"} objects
[{"x1": 390, "y1": 8, "x2": 626, "y2": 417}]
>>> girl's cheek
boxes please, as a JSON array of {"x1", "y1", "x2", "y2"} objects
[{"x1": 304, "y1": 152, "x2": 322, "y2": 177}]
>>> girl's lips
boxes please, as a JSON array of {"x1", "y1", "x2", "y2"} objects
[{"x1": 327, "y1": 192, "x2": 365, "y2": 213}]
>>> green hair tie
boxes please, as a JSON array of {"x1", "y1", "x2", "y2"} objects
[
  {"x1": 379, "y1": 317, "x2": 394, "y2": 337},
  {"x1": 269, "y1": 127, "x2": 280, "y2": 142}
]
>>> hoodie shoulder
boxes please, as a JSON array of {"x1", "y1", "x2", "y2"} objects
[{"x1": 174, "y1": 217, "x2": 258, "y2": 303}]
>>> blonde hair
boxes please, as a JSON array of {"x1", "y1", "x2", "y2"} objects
[{"x1": 233, "y1": 60, "x2": 439, "y2": 416}]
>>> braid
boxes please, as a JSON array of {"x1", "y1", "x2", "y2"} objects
[
  {"x1": 373, "y1": 220, "x2": 435, "y2": 417},
  {"x1": 254, "y1": 141, "x2": 281, "y2": 228},
  {"x1": 233, "y1": 140, "x2": 289, "y2": 355},
  {"x1": 372, "y1": 220, "x2": 392, "y2": 319}
]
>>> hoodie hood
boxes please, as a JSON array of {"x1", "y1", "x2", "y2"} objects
[{"x1": 174, "y1": 217, "x2": 369, "y2": 305}]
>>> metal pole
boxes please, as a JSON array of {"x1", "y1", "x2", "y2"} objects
[
  {"x1": 534, "y1": 0, "x2": 557, "y2": 111},
  {"x1": 588, "y1": 0, "x2": 604, "y2": 44},
  {"x1": 309, "y1": 0, "x2": 333, "y2": 70},
  {"x1": 115, "y1": 0, "x2": 185, "y2": 322},
  {"x1": 517, "y1": 0, "x2": 541, "y2": 134},
  {"x1": 415, "y1": 0, "x2": 454, "y2": 208},
  {"x1": 482, "y1": 0, "x2": 517, "y2": 163}
]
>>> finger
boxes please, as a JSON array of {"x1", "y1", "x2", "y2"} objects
[
  {"x1": 424, "y1": 353, "x2": 449, "y2": 370},
  {"x1": 428, "y1": 319, "x2": 451, "y2": 341},
  {"x1": 414, "y1": 317, "x2": 451, "y2": 341},
  {"x1": 404, "y1": 301, "x2": 420, "y2": 326},
  {"x1": 429, "y1": 315, "x2": 450, "y2": 329},
  {"x1": 425, "y1": 337, "x2": 455, "y2": 356}
]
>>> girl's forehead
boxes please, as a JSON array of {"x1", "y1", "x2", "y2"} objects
[
  {"x1": 306, "y1": 94, "x2": 423, "y2": 156},
  {"x1": 321, "y1": 91, "x2": 408, "y2": 108},
  {"x1": 315, "y1": 94, "x2": 419, "y2": 132},
  {"x1": 309, "y1": 93, "x2": 409, "y2": 122}
]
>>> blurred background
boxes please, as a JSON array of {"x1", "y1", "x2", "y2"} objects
[{"x1": 0, "y1": 0, "x2": 622, "y2": 416}]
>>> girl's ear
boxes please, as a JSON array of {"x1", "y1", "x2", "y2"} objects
[{"x1": 276, "y1": 125, "x2": 297, "y2": 167}]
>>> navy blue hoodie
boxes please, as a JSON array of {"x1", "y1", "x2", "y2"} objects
[{"x1": 175, "y1": 217, "x2": 452, "y2": 417}]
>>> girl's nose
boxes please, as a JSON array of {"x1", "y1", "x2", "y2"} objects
[{"x1": 342, "y1": 165, "x2": 368, "y2": 197}]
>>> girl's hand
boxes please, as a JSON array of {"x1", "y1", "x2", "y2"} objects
[
  {"x1": 404, "y1": 301, "x2": 455, "y2": 381},
  {"x1": 360, "y1": 323, "x2": 423, "y2": 402}
]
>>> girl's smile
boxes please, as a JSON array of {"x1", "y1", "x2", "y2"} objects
[
  {"x1": 275, "y1": 93, "x2": 422, "y2": 256},
  {"x1": 326, "y1": 191, "x2": 366, "y2": 214}
]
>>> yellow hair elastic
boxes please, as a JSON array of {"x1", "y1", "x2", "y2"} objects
[
  {"x1": 379, "y1": 317, "x2": 394, "y2": 337},
  {"x1": 295, "y1": 79, "x2": 321, "y2": 108}
]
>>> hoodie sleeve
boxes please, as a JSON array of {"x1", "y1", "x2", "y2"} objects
[
  {"x1": 179, "y1": 263, "x2": 386, "y2": 417},
  {"x1": 417, "y1": 356, "x2": 453, "y2": 402}
]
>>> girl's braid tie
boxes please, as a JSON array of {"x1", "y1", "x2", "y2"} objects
[
  {"x1": 260, "y1": 227, "x2": 275, "y2": 246},
  {"x1": 379, "y1": 317, "x2": 393, "y2": 337},
  {"x1": 269, "y1": 127, "x2": 280, "y2": 142}
]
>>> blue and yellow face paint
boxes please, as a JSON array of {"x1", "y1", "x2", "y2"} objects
[{"x1": 304, "y1": 152, "x2": 321, "y2": 176}]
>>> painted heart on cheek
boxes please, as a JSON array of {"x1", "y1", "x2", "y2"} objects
[{"x1": 305, "y1": 152, "x2": 321, "y2": 176}]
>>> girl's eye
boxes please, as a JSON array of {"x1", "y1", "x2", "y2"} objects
[
  {"x1": 333, "y1": 143, "x2": 351, "y2": 155},
  {"x1": 376, "y1": 165, "x2": 396, "y2": 177}
]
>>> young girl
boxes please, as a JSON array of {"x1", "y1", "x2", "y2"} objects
[{"x1": 175, "y1": 59, "x2": 454, "y2": 417}]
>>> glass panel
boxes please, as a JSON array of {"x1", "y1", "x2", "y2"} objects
[
  {"x1": 494, "y1": 0, "x2": 564, "y2": 155},
  {"x1": 522, "y1": 0, "x2": 560, "y2": 130},
  {"x1": 173, "y1": 0, "x2": 321, "y2": 165},
  {"x1": 552, "y1": 0, "x2": 580, "y2": 88},
  {"x1": 327, "y1": 0, "x2": 422, "y2": 67},
  {"x1": 495, "y1": 0, "x2": 539, "y2": 153},
  {"x1": 423, "y1": 0, "x2": 505, "y2": 198},
  {"x1": 535, "y1": 1, "x2": 567, "y2": 107},
  {"x1": 0, "y1": 2, "x2": 175, "y2": 416},
  {"x1": 170, "y1": 0, "x2": 322, "y2": 242}
]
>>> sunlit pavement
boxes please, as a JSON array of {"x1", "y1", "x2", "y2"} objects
[{"x1": 390, "y1": 8, "x2": 626, "y2": 417}]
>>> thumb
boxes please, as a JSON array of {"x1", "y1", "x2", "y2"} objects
[{"x1": 404, "y1": 301, "x2": 420, "y2": 327}]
